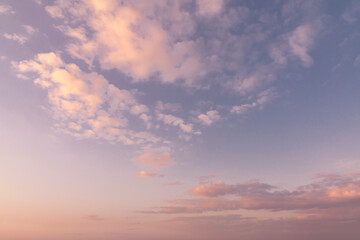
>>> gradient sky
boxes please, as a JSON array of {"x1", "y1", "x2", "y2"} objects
[{"x1": 1, "y1": 0, "x2": 360, "y2": 239}]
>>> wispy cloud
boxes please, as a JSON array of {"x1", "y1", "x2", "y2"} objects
[
  {"x1": 231, "y1": 89, "x2": 276, "y2": 115},
  {"x1": 151, "y1": 171, "x2": 360, "y2": 213},
  {"x1": 0, "y1": 4, "x2": 12, "y2": 15},
  {"x1": 137, "y1": 152, "x2": 175, "y2": 169},
  {"x1": 82, "y1": 214, "x2": 103, "y2": 221},
  {"x1": 164, "y1": 181, "x2": 182, "y2": 186},
  {"x1": 136, "y1": 171, "x2": 164, "y2": 179},
  {"x1": 3, "y1": 25, "x2": 38, "y2": 45}
]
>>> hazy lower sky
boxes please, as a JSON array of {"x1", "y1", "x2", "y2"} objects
[{"x1": 1, "y1": 0, "x2": 360, "y2": 239}]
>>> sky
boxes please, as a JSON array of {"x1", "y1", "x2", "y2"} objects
[{"x1": 1, "y1": 0, "x2": 360, "y2": 239}]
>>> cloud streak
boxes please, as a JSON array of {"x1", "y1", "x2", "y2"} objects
[{"x1": 151, "y1": 172, "x2": 360, "y2": 213}]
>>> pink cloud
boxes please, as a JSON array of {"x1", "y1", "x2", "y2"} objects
[
  {"x1": 151, "y1": 172, "x2": 360, "y2": 213},
  {"x1": 164, "y1": 181, "x2": 182, "y2": 186},
  {"x1": 189, "y1": 180, "x2": 274, "y2": 197},
  {"x1": 136, "y1": 171, "x2": 164, "y2": 179},
  {"x1": 137, "y1": 152, "x2": 175, "y2": 169}
]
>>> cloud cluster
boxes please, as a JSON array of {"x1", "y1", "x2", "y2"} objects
[
  {"x1": 151, "y1": 172, "x2": 360, "y2": 213},
  {"x1": 13, "y1": 52, "x2": 159, "y2": 146},
  {"x1": 12, "y1": 0, "x2": 326, "y2": 148},
  {"x1": 46, "y1": 0, "x2": 203, "y2": 84},
  {"x1": 44, "y1": 0, "x2": 323, "y2": 94}
]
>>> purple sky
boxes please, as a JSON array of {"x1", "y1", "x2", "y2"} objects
[{"x1": 1, "y1": 0, "x2": 360, "y2": 239}]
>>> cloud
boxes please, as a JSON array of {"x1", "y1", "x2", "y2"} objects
[
  {"x1": 197, "y1": 0, "x2": 223, "y2": 16},
  {"x1": 137, "y1": 152, "x2": 175, "y2": 169},
  {"x1": 136, "y1": 171, "x2": 164, "y2": 179},
  {"x1": 82, "y1": 214, "x2": 103, "y2": 221},
  {"x1": 288, "y1": 24, "x2": 316, "y2": 67},
  {"x1": 198, "y1": 174, "x2": 218, "y2": 184},
  {"x1": 164, "y1": 181, "x2": 182, "y2": 186},
  {"x1": 354, "y1": 55, "x2": 360, "y2": 66},
  {"x1": 189, "y1": 180, "x2": 274, "y2": 197},
  {"x1": 157, "y1": 113, "x2": 194, "y2": 134},
  {"x1": 156, "y1": 101, "x2": 182, "y2": 113},
  {"x1": 342, "y1": 1, "x2": 360, "y2": 23},
  {"x1": 231, "y1": 88, "x2": 275, "y2": 115},
  {"x1": 270, "y1": 20, "x2": 322, "y2": 68},
  {"x1": 13, "y1": 52, "x2": 162, "y2": 146},
  {"x1": 3, "y1": 33, "x2": 27, "y2": 45},
  {"x1": 3, "y1": 25, "x2": 38, "y2": 45},
  {"x1": 198, "y1": 110, "x2": 221, "y2": 126},
  {"x1": 0, "y1": 4, "x2": 12, "y2": 14},
  {"x1": 46, "y1": 0, "x2": 204, "y2": 84},
  {"x1": 24, "y1": 25, "x2": 38, "y2": 35},
  {"x1": 44, "y1": 0, "x2": 322, "y2": 92},
  {"x1": 151, "y1": 171, "x2": 360, "y2": 213}
]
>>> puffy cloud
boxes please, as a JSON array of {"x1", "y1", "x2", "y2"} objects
[
  {"x1": 157, "y1": 113, "x2": 194, "y2": 133},
  {"x1": 24, "y1": 25, "x2": 38, "y2": 35},
  {"x1": 46, "y1": 0, "x2": 204, "y2": 84},
  {"x1": 44, "y1": 0, "x2": 322, "y2": 93},
  {"x1": 151, "y1": 172, "x2": 360, "y2": 213},
  {"x1": 288, "y1": 24, "x2": 316, "y2": 67},
  {"x1": 198, "y1": 110, "x2": 221, "y2": 126},
  {"x1": 270, "y1": 21, "x2": 322, "y2": 68},
  {"x1": 13, "y1": 52, "x2": 161, "y2": 145}
]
